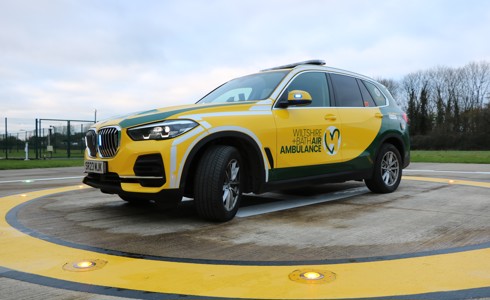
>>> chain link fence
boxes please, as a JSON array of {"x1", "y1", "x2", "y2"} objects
[{"x1": 1, "y1": 118, "x2": 94, "y2": 160}]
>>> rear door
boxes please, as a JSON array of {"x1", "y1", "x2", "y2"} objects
[{"x1": 329, "y1": 73, "x2": 383, "y2": 169}]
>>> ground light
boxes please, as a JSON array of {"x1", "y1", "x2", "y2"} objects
[
  {"x1": 301, "y1": 271, "x2": 324, "y2": 280},
  {"x1": 74, "y1": 261, "x2": 95, "y2": 269},
  {"x1": 63, "y1": 259, "x2": 107, "y2": 272},
  {"x1": 289, "y1": 269, "x2": 336, "y2": 284}
]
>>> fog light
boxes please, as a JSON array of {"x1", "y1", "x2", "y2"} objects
[
  {"x1": 289, "y1": 269, "x2": 336, "y2": 284},
  {"x1": 63, "y1": 259, "x2": 107, "y2": 272}
]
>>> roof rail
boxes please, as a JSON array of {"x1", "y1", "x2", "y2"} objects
[{"x1": 261, "y1": 59, "x2": 326, "y2": 71}]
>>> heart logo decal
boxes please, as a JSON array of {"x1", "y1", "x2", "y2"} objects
[{"x1": 324, "y1": 126, "x2": 341, "y2": 155}]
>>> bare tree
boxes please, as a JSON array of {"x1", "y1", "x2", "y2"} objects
[{"x1": 376, "y1": 77, "x2": 400, "y2": 101}]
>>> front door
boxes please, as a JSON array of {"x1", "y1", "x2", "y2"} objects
[{"x1": 272, "y1": 72, "x2": 343, "y2": 181}]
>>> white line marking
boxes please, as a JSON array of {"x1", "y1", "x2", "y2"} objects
[
  {"x1": 236, "y1": 187, "x2": 369, "y2": 218},
  {"x1": 0, "y1": 176, "x2": 84, "y2": 184},
  {"x1": 405, "y1": 169, "x2": 490, "y2": 175}
]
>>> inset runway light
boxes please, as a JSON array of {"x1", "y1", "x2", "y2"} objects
[
  {"x1": 289, "y1": 269, "x2": 336, "y2": 284},
  {"x1": 74, "y1": 260, "x2": 95, "y2": 269},
  {"x1": 63, "y1": 259, "x2": 107, "y2": 272},
  {"x1": 23, "y1": 180, "x2": 33, "y2": 183},
  {"x1": 20, "y1": 194, "x2": 27, "y2": 197},
  {"x1": 449, "y1": 180, "x2": 455, "y2": 184},
  {"x1": 301, "y1": 271, "x2": 324, "y2": 280}
]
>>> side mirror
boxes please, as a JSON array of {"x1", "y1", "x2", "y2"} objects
[{"x1": 286, "y1": 90, "x2": 312, "y2": 106}]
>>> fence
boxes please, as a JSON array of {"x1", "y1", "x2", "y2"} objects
[{"x1": 1, "y1": 118, "x2": 94, "y2": 160}]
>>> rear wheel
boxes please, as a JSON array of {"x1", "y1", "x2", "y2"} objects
[
  {"x1": 194, "y1": 145, "x2": 242, "y2": 222},
  {"x1": 365, "y1": 143, "x2": 402, "y2": 193}
]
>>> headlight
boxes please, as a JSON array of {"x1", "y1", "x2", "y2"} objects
[{"x1": 127, "y1": 120, "x2": 198, "y2": 141}]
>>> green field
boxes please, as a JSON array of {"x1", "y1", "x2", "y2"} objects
[
  {"x1": 0, "y1": 150, "x2": 489, "y2": 170},
  {"x1": 0, "y1": 159, "x2": 84, "y2": 170},
  {"x1": 410, "y1": 150, "x2": 490, "y2": 164}
]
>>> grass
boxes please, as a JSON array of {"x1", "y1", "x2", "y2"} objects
[
  {"x1": 0, "y1": 150, "x2": 489, "y2": 170},
  {"x1": 0, "y1": 158, "x2": 84, "y2": 170},
  {"x1": 411, "y1": 150, "x2": 490, "y2": 164},
  {"x1": 2, "y1": 149, "x2": 85, "y2": 159}
]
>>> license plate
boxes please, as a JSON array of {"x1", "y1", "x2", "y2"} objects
[{"x1": 84, "y1": 160, "x2": 107, "y2": 174}]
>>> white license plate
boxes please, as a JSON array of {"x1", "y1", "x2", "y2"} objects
[{"x1": 84, "y1": 160, "x2": 107, "y2": 174}]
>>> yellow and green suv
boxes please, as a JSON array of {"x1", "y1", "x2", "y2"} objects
[{"x1": 84, "y1": 60, "x2": 410, "y2": 221}]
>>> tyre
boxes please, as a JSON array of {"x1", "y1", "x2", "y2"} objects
[
  {"x1": 194, "y1": 145, "x2": 242, "y2": 222},
  {"x1": 365, "y1": 143, "x2": 402, "y2": 193}
]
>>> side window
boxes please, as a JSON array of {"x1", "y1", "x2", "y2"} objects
[
  {"x1": 280, "y1": 72, "x2": 330, "y2": 107},
  {"x1": 330, "y1": 74, "x2": 364, "y2": 107},
  {"x1": 357, "y1": 79, "x2": 376, "y2": 107},
  {"x1": 363, "y1": 80, "x2": 387, "y2": 106}
]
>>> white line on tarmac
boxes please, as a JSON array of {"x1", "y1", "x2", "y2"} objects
[
  {"x1": 236, "y1": 187, "x2": 369, "y2": 218},
  {"x1": 0, "y1": 176, "x2": 84, "y2": 184},
  {"x1": 404, "y1": 169, "x2": 490, "y2": 175}
]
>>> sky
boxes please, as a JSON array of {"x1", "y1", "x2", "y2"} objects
[{"x1": 1, "y1": 0, "x2": 490, "y2": 132}]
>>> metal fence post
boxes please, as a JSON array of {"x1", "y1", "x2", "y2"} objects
[
  {"x1": 35, "y1": 118, "x2": 38, "y2": 159},
  {"x1": 67, "y1": 120, "x2": 71, "y2": 158},
  {"x1": 4, "y1": 118, "x2": 7, "y2": 159}
]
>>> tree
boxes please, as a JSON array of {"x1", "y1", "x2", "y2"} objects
[
  {"x1": 393, "y1": 60, "x2": 489, "y2": 150},
  {"x1": 419, "y1": 84, "x2": 431, "y2": 135},
  {"x1": 406, "y1": 88, "x2": 419, "y2": 134},
  {"x1": 376, "y1": 77, "x2": 400, "y2": 101}
]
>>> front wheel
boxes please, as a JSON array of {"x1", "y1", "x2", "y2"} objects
[
  {"x1": 365, "y1": 144, "x2": 402, "y2": 193},
  {"x1": 194, "y1": 145, "x2": 242, "y2": 222}
]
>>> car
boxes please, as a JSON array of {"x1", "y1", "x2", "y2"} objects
[{"x1": 83, "y1": 60, "x2": 410, "y2": 221}]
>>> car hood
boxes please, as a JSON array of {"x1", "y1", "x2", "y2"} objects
[{"x1": 94, "y1": 101, "x2": 268, "y2": 130}]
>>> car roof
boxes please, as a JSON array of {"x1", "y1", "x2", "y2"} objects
[{"x1": 261, "y1": 59, "x2": 376, "y2": 83}]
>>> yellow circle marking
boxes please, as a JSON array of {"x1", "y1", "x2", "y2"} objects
[{"x1": 0, "y1": 179, "x2": 489, "y2": 299}]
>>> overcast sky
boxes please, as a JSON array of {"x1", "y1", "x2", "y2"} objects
[{"x1": 1, "y1": 0, "x2": 490, "y2": 131}]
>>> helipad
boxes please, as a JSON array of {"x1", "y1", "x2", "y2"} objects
[{"x1": 0, "y1": 163, "x2": 489, "y2": 299}]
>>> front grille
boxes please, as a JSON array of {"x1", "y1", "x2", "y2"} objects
[
  {"x1": 98, "y1": 127, "x2": 120, "y2": 158},
  {"x1": 85, "y1": 129, "x2": 97, "y2": 157}
]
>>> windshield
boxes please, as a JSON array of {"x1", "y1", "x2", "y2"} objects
[{"x1": 197, "y1": 71, "x2": 288, "y2": 104}]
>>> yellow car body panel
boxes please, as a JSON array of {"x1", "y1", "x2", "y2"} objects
[{"x1": 83, "y1": 60, "x2": 410, "y2": 221}]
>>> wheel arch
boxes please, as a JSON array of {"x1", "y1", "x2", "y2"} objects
[
  {"x1": 377, "y1": 133, "x2": 407, "y2": 166},
  {"x1": 180, "y1": 131, "x2": 267, "y2": 197}
]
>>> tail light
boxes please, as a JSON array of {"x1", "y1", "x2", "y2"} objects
[{"x1": 402, "y1": 112, "x2": 409, "y2": 124}]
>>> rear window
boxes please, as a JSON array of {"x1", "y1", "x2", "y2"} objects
[
  {"x1": 358, "y1": 79, "x2": 376, "y2": 107},
  {"x1": 330, "y1": 73, "x2": 364, "y2": 107},
  {"x1": 362, "y1": 80, "x2": 387, "y2": 106}
]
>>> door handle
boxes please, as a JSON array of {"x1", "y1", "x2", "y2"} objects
[
  {"x1": 324, "y1": 114, "x2": 337, "y2": 121},
  {"x1": 375, "y1": 113, "x2": 384, "y2": 119}
]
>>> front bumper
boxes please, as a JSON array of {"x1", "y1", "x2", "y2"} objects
[{"x1": 83, "y1": 171, "x2": 182, "y2": 201}]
